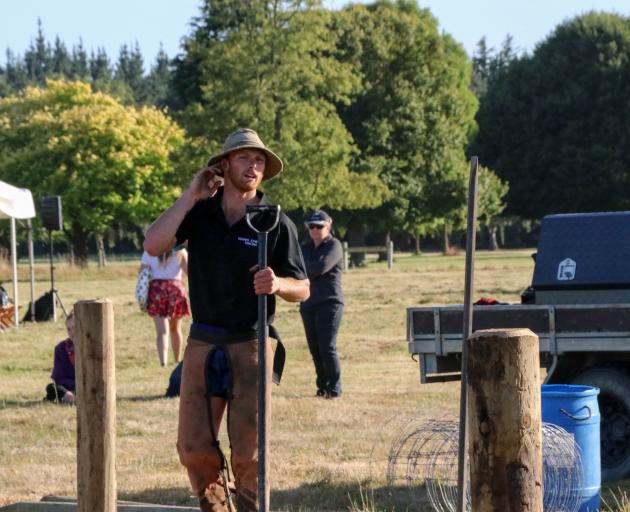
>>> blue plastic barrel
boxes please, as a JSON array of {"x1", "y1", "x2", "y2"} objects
[{"x1": 542, "y1": 384, "x2": 600, "y2": 512}]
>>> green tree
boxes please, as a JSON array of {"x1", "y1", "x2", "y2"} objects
[
  {"x1": 143, "y1": 46, "x2": 171, "y2": 106},
  {"x1": 333, "y1": 1, "x2": 478, "y2": 249},
  {"x1": 115, "y1": 43, "x2": 146, "y2": 104},
  {"x1": 476, "y1": 165, "x2": 509, "y2": 249},
  {"x1": 70, "y1": 40, "x2": 90, "y2": 80},
  {"x1": 0, "y1": 80, "x2": 185, "y2": 264},
  {"x1": 90, "y1": 47, "x2": 113, "y2": 84},
  {"x1": 471, "y1": 37, "x2": 492, "y2": 98},
  {"x1": 172, "y1": 0, "x2": 387, "y2": 211},
  {"x1": 169, "y1": 0, "x2": 255, "y2": 110},
  {"x1": 89, "y1": 47, "x2": 135, "y2": 103},
  {"x1": 24, "y1": 20, "x2": 51, "y2": 84},
  {"x1": 3, "y1": 50, "x2": 28, "y2": 94},
  {"x1": 0, "y1": 68, "x2": 9, "y2": 98},
  {"x1": 51, "y1": 37, "x2": 72, "y2": 78},
  {"x1": 474, "y1": 12, "x2": 630, "y2": 219}
]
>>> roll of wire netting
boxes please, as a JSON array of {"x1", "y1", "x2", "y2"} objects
[
  {"x1": 378, "y1": 418, "x2": 583, "y2": 512},
  {"x1": 542, "y1": 423, "x2": 584, "y2": 512}
]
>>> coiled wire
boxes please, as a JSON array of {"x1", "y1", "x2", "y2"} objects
[{"x1": 375, "y1": 417, "x2": 583, "y2": 512}]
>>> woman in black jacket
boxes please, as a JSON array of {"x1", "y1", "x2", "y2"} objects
[{"x1": 300, "y1": 210, "x2": 344, "y2": 399}]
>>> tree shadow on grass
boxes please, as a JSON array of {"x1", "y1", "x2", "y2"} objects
[
  {"x1": 119, "y1": 486, "x2": 197, "y2": 508},
  {"x1": 272, "y1": 481, "x2": 431, "y2": 512},
  {"x1": 0, "y1": 395, "x2": 168, "y2": 409},
  {"x1": 118, "y1": 394, "x2": 166, "y2": 403},
  {"x1": 118, "y1": 482, "x2": 432, "y2": 511},
  {"x1": 0, "y1": 399, "x2": 48, "y2": 410}
]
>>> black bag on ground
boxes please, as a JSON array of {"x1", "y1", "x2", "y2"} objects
[
  {"x1": 23, "y1": 291, "x2": 54, "y2": 322},
  {"x1": 165, "y1": 361, "x2": 183, "y2": 398}
]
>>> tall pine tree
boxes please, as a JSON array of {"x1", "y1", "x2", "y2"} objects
[
  {"x1": 143, "y1": 45, "x2": 171, "y2": 106},
  {"x1": 24, "y1": 19, "x2": 51, "y2": 84},
  {"x1": 71, "y1": 40, "x2": 90, "y2": 80}
]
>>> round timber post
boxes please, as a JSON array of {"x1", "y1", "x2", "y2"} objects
[
  {"x1": 467, "y1": 328, "x2": 543, "y2": 512},
  {"x1": 75, "y1": 299, "x2": 116, "y2": 512},
  {"x1": 387, "y1": 241, "x2": 394, "y2": 270}
]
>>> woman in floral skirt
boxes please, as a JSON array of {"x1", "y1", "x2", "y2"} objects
[{"x1": 140, "y1": 246, "x2": 190, "y2": 366}]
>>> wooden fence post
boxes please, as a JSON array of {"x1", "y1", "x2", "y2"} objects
[
  {"x1": 75, "y1": 299, "x2": 116, "y2": 512},
  {"x1": 387, "y1": 241, "x2": 394, "y2": 270},
  {"x1": 342, "y1": 241, "x2": 349, "y2": 272},
  {"x1": 467, "y1": 328, "x2": 543, "y2": 512}
]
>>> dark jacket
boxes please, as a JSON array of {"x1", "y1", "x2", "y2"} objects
[
  {"x1": 300, "y1": 235, "x2": 344, "y2": 309},
  {"x1": 51, "y1": 338, "x2": 75, "y2": 391}
]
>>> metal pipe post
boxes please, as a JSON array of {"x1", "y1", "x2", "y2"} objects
[
  {"x1": 257, "y1": 229, "x2": 269, "y2": 512},
  {"x1": 246, "y1": 205, "x2": 280, "y2": 512},
  {"x1": 28, "y1": 219, "x2": 35, "y2": 320},
  {"x1": 456, "y1": 156, "x2": 479, "y2": 512},
  {"x1": 10, "y1": 217, "x2": 18, "y2": 326},
  {"x1": 49, "y1": 230, "x2": 57, "y2": 322}
]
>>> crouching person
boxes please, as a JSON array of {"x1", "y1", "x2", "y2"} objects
[
  {"x1": 44, "y1": 312, "x2": 76, "y2": 405},
  {"x1": 144, "y1": 128, "x2": 309, "y2": 511}
]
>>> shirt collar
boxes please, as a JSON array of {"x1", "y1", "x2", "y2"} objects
[
  {"x1": 210, "y1": 188, "x2": 271, "y2": 226},
  {"x1": 311, "y1": 234, "x2": 332, "y2": 247}
]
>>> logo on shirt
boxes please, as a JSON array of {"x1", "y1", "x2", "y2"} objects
[{"x1": 238, "y1": 237, "x2": 258, "y2": 247}]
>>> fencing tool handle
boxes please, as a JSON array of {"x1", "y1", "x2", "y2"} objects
[
  {"x1": 245, "y1": 203, "x2": 281, "y2": 512},
  {"x1": 456, "y1": 156, "x2": 479, "y2": 512}
]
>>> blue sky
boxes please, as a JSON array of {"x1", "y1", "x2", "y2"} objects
[{"x1": 2, "y1": 0, "x2": 629, "y2": 67}]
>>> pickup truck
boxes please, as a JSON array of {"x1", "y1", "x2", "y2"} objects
[{"x1": 406, "y1": 212, "x2": 630, "y2": 482}]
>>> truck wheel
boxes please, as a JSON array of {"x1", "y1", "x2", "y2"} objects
[{"x1": 572, "y1": 367, "x2": 630, "y2": 482}]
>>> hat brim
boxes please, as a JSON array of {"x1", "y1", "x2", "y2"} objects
[
  {"x1": 207, "y1": 144, "x2": 283, "y2": 181},
  {"x1": 305, "y1": 220, "x2": 327, "y2": 227}
]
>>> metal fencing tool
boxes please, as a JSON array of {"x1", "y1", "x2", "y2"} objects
[
  {"x1": 245, "y1": 203, "x2": 281, "y2": 512},
  {"x1": 456, "y1": 156, "x2": 479, "y2": 512}
]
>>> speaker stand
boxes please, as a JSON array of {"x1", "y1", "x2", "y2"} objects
[{"x1": 48, "y1": 230, "x2": 68, "y2": 321}]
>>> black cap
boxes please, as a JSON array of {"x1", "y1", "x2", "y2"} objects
[{"x1": 305, "y1": 210, "x2": 332, "y2": 226}]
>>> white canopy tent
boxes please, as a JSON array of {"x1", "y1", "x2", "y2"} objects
[{"x1": 0, "y1": 180, "x2": 36, "y2": 327}]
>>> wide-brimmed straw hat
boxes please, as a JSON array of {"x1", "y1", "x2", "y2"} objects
[{"x1": 207, "y1": 128, "x2": 283, "y2": 181}]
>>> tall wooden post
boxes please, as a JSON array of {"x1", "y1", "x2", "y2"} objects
[
  {"x1": 342, "y1": 241, "x2": 349, "y2": 272},
  {"x1": 467, "y1": 328, "x2": 543, "y2": 512},
  {"x1": 75, "y1": 299, "x2": 116, "y2": 512}
]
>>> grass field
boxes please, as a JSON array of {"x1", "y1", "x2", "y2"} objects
[{"x1": 1, "y1": 250, "x2": 629, "y2": 511}]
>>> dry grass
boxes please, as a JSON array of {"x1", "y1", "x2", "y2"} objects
[{"x1": 1, "y1": 249, "x2": 622, "y2": 511}]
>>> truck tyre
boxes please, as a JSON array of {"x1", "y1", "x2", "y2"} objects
[{"x1": 572, "y1": 366, "x2": 630, "y2": 482}]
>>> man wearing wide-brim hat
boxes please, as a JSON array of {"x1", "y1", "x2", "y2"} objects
[{"x1": 144, "y1": 128, "x2": 310, "y2": 511}]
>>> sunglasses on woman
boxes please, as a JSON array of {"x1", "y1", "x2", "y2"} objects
[{"x1": 308, "y1": 224, "x2": 324, "y2": 230}]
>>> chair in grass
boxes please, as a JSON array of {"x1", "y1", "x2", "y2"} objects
[{"x1": 0, "y1": 303, "x2": 16, "y2": 330}]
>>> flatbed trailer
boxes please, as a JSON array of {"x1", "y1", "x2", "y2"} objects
[
  {"x1": 409, "y1": 303, "x2": 630, "y2": 383},
  {"x1": 406, "y1": 211, "x2": 630, "y2": 482}
]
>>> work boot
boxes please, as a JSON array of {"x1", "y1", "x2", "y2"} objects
[
  {"x1": 199, "y1": 479, "x2": 232, "y2": 512},
  {"x1": 236, "y1": 488, "x2": 258, "y2": 512}
]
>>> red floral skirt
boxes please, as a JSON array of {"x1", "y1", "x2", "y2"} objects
[{"x1": 147, "y1": 279, "x2": 190, "y2": 318}]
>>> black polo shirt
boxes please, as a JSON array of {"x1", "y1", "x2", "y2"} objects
[{"x1": 175, "y1": 189, "x2": 307, "y2": 331}]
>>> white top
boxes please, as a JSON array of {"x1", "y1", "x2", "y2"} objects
[{"x1": 141, "y1": 250, "x2": 187, "y2": 281}]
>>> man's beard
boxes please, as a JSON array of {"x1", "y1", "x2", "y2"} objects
[{"x1": 224, "y1": 166, "x2": 261, "y2": 193}]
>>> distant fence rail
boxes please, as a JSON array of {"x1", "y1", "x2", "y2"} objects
[{"x1": 342, "y1": 241, "x2": 394, "y2": 271}]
